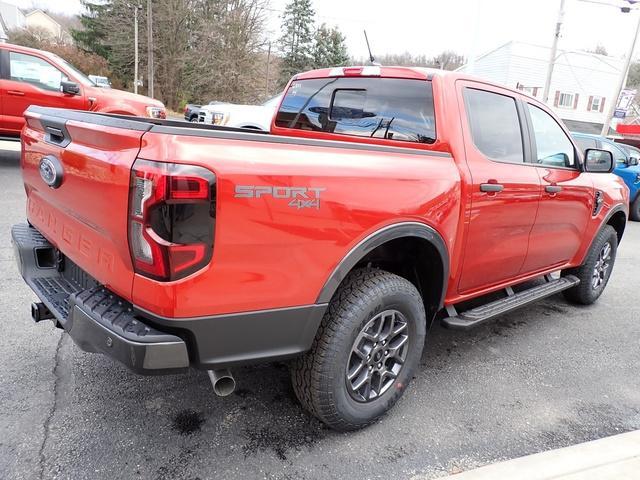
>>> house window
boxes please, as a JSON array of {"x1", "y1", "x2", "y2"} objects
[
  {"x1": 590, "y1": 96, "x2": 603, "y2": 112},
  {"x1": 558, "y1": 92, "x2": 574, "y2": 108}
]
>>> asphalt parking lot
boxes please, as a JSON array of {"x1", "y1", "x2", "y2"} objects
[{"x1": 1, "y1": 144, "x2": 639, "y2": 480}]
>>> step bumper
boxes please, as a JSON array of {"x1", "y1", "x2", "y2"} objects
[{"x1": 11, "y1": 223, "x2": 190, "y2": 375}]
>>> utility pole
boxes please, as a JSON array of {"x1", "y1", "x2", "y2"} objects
[
  {"x1": 601, "y1": 11, "x2": 640, "y2": 136},
  {"x1": 265, "y1": 42, "x2": 271, "y2": 97},
  {"x1": 130, "y1": 3, "x2": 142, "y2": 94},
  {"x1": 147, "y1": 0, "x2": 154, "y2": 99},
  {"x1": 542, "y1": 0, "x2": 566, "y2": 104}
]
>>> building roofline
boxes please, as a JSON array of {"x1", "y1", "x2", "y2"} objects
[
  {"x1": 457, "y1": 40, "x2": 624, "y2": 72},
  {"x1": 24, "y1": 8, "x2": 60, "y2": 26}
]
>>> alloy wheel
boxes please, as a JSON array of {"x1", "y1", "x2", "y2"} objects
[
  {"x1": 346, "y1": 309, "x2": 409, "y2": 403},
  {"x1": 592, "y1": 241, "x2": 612, "y2": 290}
]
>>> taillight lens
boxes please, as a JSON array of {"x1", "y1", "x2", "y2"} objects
[{"x1": 128, "y1": 159, "x2": 216, "y2": 281}]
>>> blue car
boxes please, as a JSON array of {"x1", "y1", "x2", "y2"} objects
[{"x1": 572, "y1": 133, "x2": 640, "y2": 221}]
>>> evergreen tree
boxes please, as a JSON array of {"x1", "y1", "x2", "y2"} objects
[
  {"x1": 312, "y1": 23, "x2": 349, "y2": 68},
  {"x1": 71, "y1": 1, "x2": 112, "y2": 59},
  {"x1": 278, "y1": 0, "x2": 315, "y2": 85}
]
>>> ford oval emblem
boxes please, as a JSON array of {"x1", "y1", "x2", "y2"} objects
[{"x1": 39, "y1": 155, "x2": 63, "y2": 189}]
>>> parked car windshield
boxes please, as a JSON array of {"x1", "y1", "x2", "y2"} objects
[
  {"x1": 275, "y1": 77, "x2": 436, "y2": 144},
  {"x1": 262, "y1": 95, "x2": 282, "y2": 108},
  {"x1": 51, "y1": 54, "x2": 95, "y2": 87}
]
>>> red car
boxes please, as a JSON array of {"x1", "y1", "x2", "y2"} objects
[
  {"x1": 13, "y1": 65, "x2": 628, "y2": 431},
  {"x1": 0, "y1": 43, "x2": 165, "y2": 137}
]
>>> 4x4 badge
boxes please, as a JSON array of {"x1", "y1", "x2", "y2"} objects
[{"x1": 39, "y1": 155, "x2": 64, "y2": 189}]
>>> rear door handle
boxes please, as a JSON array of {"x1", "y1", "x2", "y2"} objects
[
  {"x1": 545, "y1": 185, "x2": 562, "y2": 194},
  {"x1": 7, "y1": 90, "x2": 25, "y2": 96},
  {"x1": 480, "y1": 183, "x2": 504, "y2": 193}
]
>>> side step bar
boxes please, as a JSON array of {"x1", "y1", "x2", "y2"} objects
[{"x1": 442, "y1": 275, "x2": 580, "y2": 330}]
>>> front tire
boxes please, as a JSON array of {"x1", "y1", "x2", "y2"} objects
[
  {"x1": 562, "y1": 225, "x2": 618, "y2": 305},
  {"x1": 291, "y1": 268, "x2": 426, "y2": 431},
  {"x1": 630, "y1": 196, "x2": 640, "y2": 222}
]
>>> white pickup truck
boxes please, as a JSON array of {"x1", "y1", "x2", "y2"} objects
[{"x1": 198, "y1": 95, "x2": 282, "y2": 131}]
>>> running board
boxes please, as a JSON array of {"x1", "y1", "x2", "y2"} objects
[{"x1": 442, "y1": 275, "x2": 580, "y2": 330}]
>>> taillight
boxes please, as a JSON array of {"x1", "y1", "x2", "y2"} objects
[{"x1": 128, "y1": 159, "x2": 216, "y2": 281}]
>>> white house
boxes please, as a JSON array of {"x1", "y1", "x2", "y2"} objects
[
  {"x1": 0, "y1": 3, "x2": 70, "y2": 44},
  {"x1": 25, "y1": 9, "x2": 68, "y2": 42},
  {"x1": 458, "y1": 41, "x2": 624, "y2": 134}
]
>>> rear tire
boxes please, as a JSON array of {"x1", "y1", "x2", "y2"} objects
[
  {"x1": 291, "y1": 268, "x2": 426, "y2": 431},
  {"x1": 630, "y1": 196, "x2": 640, "y2": 222},
  {"x1": 562, "y1": 225, "x2": 618, "y2": 305}
]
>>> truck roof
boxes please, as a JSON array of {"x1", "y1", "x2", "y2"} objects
[
  {"x1": 0, "y1": 42, "x2": 59, "y2": 60},
  {"x1": 294, "y1": 65, "x2": 442, "y2": 81},
  {"x1": 292, "y1": 65, "x2": 535, "y2": 100}
]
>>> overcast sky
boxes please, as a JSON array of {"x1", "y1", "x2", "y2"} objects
[{"x1": 9, "y1": 0, "x2": 640, "y2": 61}]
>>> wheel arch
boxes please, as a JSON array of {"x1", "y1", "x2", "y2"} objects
[
  {"x1": 316, "y1": 222, "x2": 450, "y2": 321},
  {"x1": 605, "y1": 205, "x2": 627, "y2": 244}
]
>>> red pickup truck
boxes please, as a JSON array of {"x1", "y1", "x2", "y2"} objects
[
  {"x1": 0, "y1": 43, "x2": 165, "y2": 137},
  {"x1": 13, "y1": 66, "x2": 628, "y2": 431}
]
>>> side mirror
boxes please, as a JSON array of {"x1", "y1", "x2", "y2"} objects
[
  {"x1": 60, "y1": 81, "x2": 80, "y2": 95},
  {"x1": 628, "y1": 156, "x2": 639, "y2": 167},
  {"x1": 584, "y1": 149, "x2": 614, "y2": 173}
]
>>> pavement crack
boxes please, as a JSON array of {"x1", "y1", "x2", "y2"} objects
[{"x1": 38, "y1": 332, "x2": 65, "y2": 480}]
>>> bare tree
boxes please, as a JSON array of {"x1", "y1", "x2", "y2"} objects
[{"x1": 186, "y1": 0, "x2": 269, "y2": 104}]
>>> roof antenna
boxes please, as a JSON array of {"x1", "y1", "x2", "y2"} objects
[{"x1": 364, "y1": 30, "x2": 381, "y2": 66}]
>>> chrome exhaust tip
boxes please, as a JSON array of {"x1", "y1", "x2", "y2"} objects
[{"x1": 207, "y1": 369, "x2": 236, "y2": 397}]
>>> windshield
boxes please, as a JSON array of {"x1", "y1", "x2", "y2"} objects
[
  {"x1": 262, "y1": 95, "x2": 282, "y2": 108},
  {"x1": 621, "y1": 143, "x2": 640, "y2": 158},
  {"x1": 51, "y1": 54, "x2": 94, "y2": 87}
]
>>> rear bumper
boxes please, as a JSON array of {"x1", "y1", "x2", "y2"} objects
[
  {"x1": 12, "y1": 223, "x2": 189, "y2": 375},
  {"x1": 12, "y1": 223, "x2": 327, "y2": 373}
]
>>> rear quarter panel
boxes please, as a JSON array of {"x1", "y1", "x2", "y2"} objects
[{"x1": 133, "y1": 133, "x2": 462, "y2": 317}]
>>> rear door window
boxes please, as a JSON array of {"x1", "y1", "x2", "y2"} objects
[
  {"x1": 275, "y1": 77, "x2": 436, "y2": 144},
  {"x1": 464, "y1": 88, "x2": 524, "y2": 163}
]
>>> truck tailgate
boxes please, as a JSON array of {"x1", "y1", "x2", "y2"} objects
[{"x1": 21, "y1": 108, "x2": 151, "y2": 299}]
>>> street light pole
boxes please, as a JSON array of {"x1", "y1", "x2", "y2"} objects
[
  {"x1": 601, "y1": 11, "x2": 640, "y2": 136},
  {"x1": 542, "y1": 0, "x2": 566, "y2": 104}
]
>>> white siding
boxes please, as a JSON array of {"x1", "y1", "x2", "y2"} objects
[
  {"x1": 0, "y1": 1, "x2": 25, "y2": 30},
  {"x1": 459, "y1": 41, "x2": 623, "y2": 127}
]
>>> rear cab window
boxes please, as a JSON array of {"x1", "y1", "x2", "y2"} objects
[
  {"x1": 275, "y1": 77, "x2": 436, "y2": 144},
  {"x1": 463, "y1": 88, "x2": 525, "y2": 164}
]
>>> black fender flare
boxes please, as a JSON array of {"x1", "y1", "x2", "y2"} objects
[
  {"x1": 574, "y1": 204, "x2": 628, "y2": 267},
  {"x1": 315, "y1": 222, "x2": 450, "y2": 306},
  {"x1": 600, "y1": 203, "x2": 627, "y2": 240}
]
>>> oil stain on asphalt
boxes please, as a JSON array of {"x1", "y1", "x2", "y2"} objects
[{"x1": 172, "y1": 409, "x2": 205, "y2": 435}]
